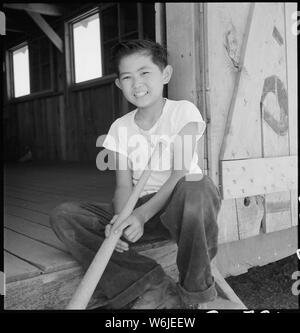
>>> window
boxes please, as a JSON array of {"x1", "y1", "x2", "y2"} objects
[
  {"x1": 69, "y1": 4, "x2": 156, "y2": 83},
  {"x1": 12, "y1": 44, "x2": 30, "y2": 97},
  {"x1": 8, "y1": 37, "x2": 54, "y2": 98},
  {"x1": 72, "y1": 13, "x2": 102, "y2": 83},
  {"x1": 101, "y1": 3, "x2": 155, "y2": 76}
]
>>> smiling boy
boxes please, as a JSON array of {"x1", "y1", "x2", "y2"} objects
[{"x1": 50, "y1": 39, "x2": 223, "y2": 309}]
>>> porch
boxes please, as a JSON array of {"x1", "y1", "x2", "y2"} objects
[{"x1": 3, "y1": 162, "x2": 246, "y2": 310}]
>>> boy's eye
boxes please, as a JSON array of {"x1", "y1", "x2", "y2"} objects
[
  {"x1": 121, "y1": 76, "x2": 131, "y2": 80},
  {"x1": 142, "y1": 72, "x2": 149, "y2": 75}
]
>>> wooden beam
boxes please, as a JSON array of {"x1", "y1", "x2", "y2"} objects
[
  {"x1": 211, "y1": 259, "x2": 247, "y2": 309},
  {"x1": 219, "y1": 3, "x2": 255, "y2": 161},
  {"x1": 215, "y1": 226, "x2": 297, "y2": 278},
  {"x1": 220, "y1": 155, "x2": 297, "y2": 199},
  {"x1": 26, "y1": 11, "x2": 63, "y2": 53},
  {"x1": 3, "y1": 3, "x2": 63, "y2": 16}
]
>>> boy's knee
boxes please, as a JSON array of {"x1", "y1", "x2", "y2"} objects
[
  {"x1": 49, "y1": 202, "x2": 79, "y2": 226},
  {"x1": 174, "y1": 175, "x2": 207, "y2": 198}
]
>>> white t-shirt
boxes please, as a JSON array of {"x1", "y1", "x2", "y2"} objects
[{"x1": 102, "y1": 99, "x2": 206, "y2": 197}]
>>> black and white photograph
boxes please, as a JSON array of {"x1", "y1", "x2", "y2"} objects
[{"x1": 1, "y1": 2, "x2": 298, "y2": 315}]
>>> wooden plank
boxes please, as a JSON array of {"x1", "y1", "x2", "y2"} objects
[
  {"x1": 4, "y1": 215, "x2": 68, "y2": 252},
  {"x1": 205, "y1": 3, "x2": 251, "y2": 243},
  {"x1": 3, "y1": 3, "x2": 63, "y2": 16},
  {"x1": 221, "y1": 156, "x2": 297, "y2": 199},
  {"x1": 59, "y1": 95, "x2": 67, "y2": 160},
  {"x1": 211, "y1": 259, "x2": 247, "y2": 309},
  {"x1": 155, "y1": 3, "x2": 165, "y2": 45},
  {"x1": 46, "y1": 97, "x2": 55, "y2": 161},
  {"x1": 4, "y1": 228, "x2": 77, "y2": 273},
  {"x1": 261, "y1": 3, "x2": 292, "y2": 234},
  {"x1": 236, "y1": 195, "x2": 264, "y2": 240},
  {"x1": 285, "y1": 3, "x2": 298, "y2": 156},
  {"x1": 219, "y1": 2, "x2": 256, "y2": 160},
  {"x1": 5, "y1": 266, "x2": 83, "y2": 310},
  {"x1": 5, "y1": 185, "x2": 85, "y2": 204},
  {"x1": 5, "y1": 183, "x2": 112, "y2": 202},
  {"x1": 26, "y1": 11, "x2": 63, "y2": 52},
  {"x1": 5, "y1": 175, "x2": 113, "y2": 194},
  {"x1": 220, "y1": 3, "x2": 277, "y2": 161},
  {"x1": 165, "y1": 2, "x2": 198, "y2": 101},
  {"x1": 290, "y1": 191, "x2": 298, "y2": 227},
  {"x1": 216, "y1": 200, "x2": 239, "y2": 244},
  {"x1": 4, "y1": 196, "x2": 59, "y2": 214},
  {"x1": 285, "y1": 3, "x2": 298, "y2": 227},
  {"x1": 5, "y1": 205, "x2": 50, "y2": 227},
  {"x1": 263, "y1": 193, "x2": 292, "y2": 233},
  {"x1": 215, "y1": 226, "x2": 297, "y2": 278},
  {"x1": 4, "y1": 251, "x2": 42, "y2": 283}
]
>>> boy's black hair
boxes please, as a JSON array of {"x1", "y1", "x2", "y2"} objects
[{"x1": 112, "y1": 39, "x2": 169, "y2": 75}]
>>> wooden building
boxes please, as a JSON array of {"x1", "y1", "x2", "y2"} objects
[{"x1": 3, "y1": 3, "x2": 298, "y2": 309}]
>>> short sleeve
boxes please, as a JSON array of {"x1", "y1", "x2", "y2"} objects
[
  {"x1": 101, "y1": 119, "x2": 128, "y2": 157},
  {"x1": 172, "y1": 101, "x2": 206, "y2": 141}
]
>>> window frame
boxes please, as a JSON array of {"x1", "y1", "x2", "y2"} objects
[
  {"x1": 7, "y1": 42, "x2": 31, "y2": 99},
  {"x1": 7, "y1": 38, "x2": 55, "y2": 102},
  {"x1": 66, "y1": 3, "x2": 148, "y2": 89},
  {"x1": 66, "y1": 6, "x2": 104, "y2": 87}
]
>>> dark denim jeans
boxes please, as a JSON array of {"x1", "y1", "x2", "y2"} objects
[{"x1": 50, "y1": 174, "x2": 221, "y2": 308}]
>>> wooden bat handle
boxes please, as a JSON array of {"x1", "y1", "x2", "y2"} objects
[{"x1": 66, "y1": 142, "x2": 163, "y2": 309}]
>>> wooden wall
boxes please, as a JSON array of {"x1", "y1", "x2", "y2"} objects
[
  {"x1": 165, "y1": 3, "x2": 297, "y2": 247},
  {"x1": 3, "y1": 3, "x2": 153, "y2": 162},
  {"x1": 206, "y1": 3, "x2": 297, "y2": 243}
]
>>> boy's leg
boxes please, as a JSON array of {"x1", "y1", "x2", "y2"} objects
[
  {"x1": 49, "y1": 200, "x2": 167, "y2": 309},
  {"x1": 159, "y1": 174, "x2": 221, "y2": 307}
]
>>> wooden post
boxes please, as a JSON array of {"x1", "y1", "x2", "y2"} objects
[{"x1": 165, "y1": 3, "x2": 206, "y2": 172}]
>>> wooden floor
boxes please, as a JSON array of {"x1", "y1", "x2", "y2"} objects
[
  {"x1": 4, "y1": 162, "x2": 116, "y2": 309},
  {"x1": 4, "y1": 162, "x2": 247, "y2": 310}
]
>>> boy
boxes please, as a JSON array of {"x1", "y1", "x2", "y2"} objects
[{"x1": 50, "y1": 39, "x2": 222, "y2": 309}]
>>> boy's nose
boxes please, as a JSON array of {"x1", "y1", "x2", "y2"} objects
[{"x1": 132, "y1": 77, "x2": 143, "y2": 88}]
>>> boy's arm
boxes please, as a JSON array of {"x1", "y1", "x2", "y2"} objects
[
  {"x1": 112, "y1": 152, "x2": 133, "y2": 214},
  {"x1": 134, "y1": 122, "x2": 199, "y2": 224}
]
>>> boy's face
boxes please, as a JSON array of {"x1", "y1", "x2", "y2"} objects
[{"x1": 115, "y1": 52, "x2": 172, "y2": 109}]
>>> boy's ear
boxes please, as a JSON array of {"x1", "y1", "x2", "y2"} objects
[
  {"x1": 162, "y1": 65, "x2": 173, "y2": 84},
  {"x1": 115, "y1": 78, "x2": 122, "y2": 89}
]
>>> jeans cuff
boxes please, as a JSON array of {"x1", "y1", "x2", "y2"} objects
[{"x1": 177, "y1": 278, "x2": 217, "y2": 305}]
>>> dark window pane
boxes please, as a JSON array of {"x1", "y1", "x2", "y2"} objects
[
  {"x1": 142, "y1": 3, "x2": 155, "y2": 40},
  {"x1": 120, "y1": 3, "x2": 138, "y2": 35},
  {"x1": 102, "y1": 5, "x2": 118, "y2": 41}
]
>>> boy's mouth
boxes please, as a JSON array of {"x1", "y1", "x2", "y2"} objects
[{"x1": 134, "y1": 91, "x2": 148, "y2": 98}]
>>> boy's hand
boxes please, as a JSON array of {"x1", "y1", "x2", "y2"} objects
[
  {"x1": 105, "y1": 214, "x2": 129, "y2": 253},
  {"x1": 111, "y1": 210, "x2": 145, "y2": 243}
]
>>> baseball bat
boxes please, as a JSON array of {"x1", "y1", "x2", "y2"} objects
[{"x1": 66, "y1": 141, "x2": 164, "y2": 309}]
